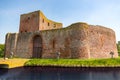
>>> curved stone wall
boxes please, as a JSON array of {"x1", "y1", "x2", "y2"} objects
[
  {"x1": 88, "y1": 25, "x2": 118, "y2": 58},
  {"x1": 5, "y1": 23, "x2": 118, "y2": 59}
]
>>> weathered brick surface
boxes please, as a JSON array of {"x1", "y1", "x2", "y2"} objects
[
  {"x1": 89, "y1": 25, "x2": 118, "y2": 58},
  {"x1": 19, "y1": 11, "x2": 62, "y2": 33},
  {"x1": 4, "y1": 10, "x2": 118, "y2": 59},
  {"x1": 5, "y1": 23, "x2": 118, "y2": 59}
]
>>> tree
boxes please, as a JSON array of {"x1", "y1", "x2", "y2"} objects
[
  {"x1": 117, "y1": 42, "x2": 120, "y2": 56},
  {"x1": 0, "y1": 44, "x2": 4, "y2": 58}
]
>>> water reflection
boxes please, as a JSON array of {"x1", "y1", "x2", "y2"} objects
[
  {"x1": 0, "y1": 67, "x2": 120, "y2": 80},
  {"x1": 0, "y1": 68, "x2": 8, "y2": 76}
]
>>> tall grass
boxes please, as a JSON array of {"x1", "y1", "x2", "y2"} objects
[{"x1": 25, "y1": 58, "x2": 120, "y2": 67}]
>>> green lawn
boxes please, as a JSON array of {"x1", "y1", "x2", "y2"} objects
[{"x1": 24, "y1": 58, "x2": 120, "y2": 67}]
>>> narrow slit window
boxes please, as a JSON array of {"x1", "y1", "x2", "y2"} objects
[
  {"x1": 42, "y1": 19, "x2": 44, "y2": 23},
  {"x1": 28, "y1": 17, "x2": 30, "y2": 20},
  {"x1": 48, "y1": 22, "x2": 50, "y2": 26},
  {"x1": 53, "y1": 40, "x2": 55, "y2": 48},
  {"x1": 54, "y1": 24, "x2": 56, "y2": 28},
  {"x1": 25, "y1": 30, "x2": 27, "y2": 32}
]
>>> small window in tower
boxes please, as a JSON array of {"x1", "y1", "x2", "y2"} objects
[
  {"x1": 28, "y1": 17, "x2": 30, "y2": 20},
  {"x1": 25, "y1": 30, "x2": 27, "y2": 32},
  {"x1": 54, "y1": 24, "x2": 56, "y2": 28},
  {"x1": 53, "y1": 40, "x2": 55, "y2": 48},
  {"x1": 42, "y1": 19, "x2": 44, "y2": 23},
  {"x1": 48, "y1": 22, "x2": 50, "y2": 26}
]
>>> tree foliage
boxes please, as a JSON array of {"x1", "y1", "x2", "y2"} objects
[
  {"x1": 117, "y1": 43, "x2": 120, "y2": 56},
  {"x1": 0, "y1": 44, "x2": 4, "y2": 57}
]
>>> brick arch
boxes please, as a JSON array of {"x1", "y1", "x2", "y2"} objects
[{"x1": 31, "y1": 35, "x2": 42, "y2": 58}]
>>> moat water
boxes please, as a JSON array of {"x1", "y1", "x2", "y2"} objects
[{"x1": 0, "y1": 67, "x2": 120, "y2": 80}]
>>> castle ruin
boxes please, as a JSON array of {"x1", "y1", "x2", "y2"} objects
[{"x1": 5, "y1": 10, "x2": 118, "y2": 59}]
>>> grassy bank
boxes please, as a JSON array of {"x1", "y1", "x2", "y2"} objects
[
  {"x1": 25, "y1": 58, "x2": 120, "y2": 67},
  {"x1": 0, "y1": 58, "x2": 29, "y2": 68}
]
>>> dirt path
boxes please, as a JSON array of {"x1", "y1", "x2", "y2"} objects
[{"x1": 0, "y1": 58, "x2": 29, "y2": 68}]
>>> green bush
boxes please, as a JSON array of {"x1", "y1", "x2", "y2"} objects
[
  {"x1": 117, "y1": 43, "x2": 120, "y2": 56},
  {"x1": 118, "y1": 51, "x2": 120, "y2": 56},
  {"x1": 0, "y1": 44, "x2": 5, "y2": 58}
]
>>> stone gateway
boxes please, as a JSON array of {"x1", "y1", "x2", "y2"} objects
[{"x1": 5, "y1": 10, "x2": 118, "y2": 59}]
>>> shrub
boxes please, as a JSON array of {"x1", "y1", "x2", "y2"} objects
[
  {"x1": 117, "y1": 43, "x2": 120, "y2": 56},
  {"x1": 0, "y1": 44, "x2": 5, "y2": 58}
]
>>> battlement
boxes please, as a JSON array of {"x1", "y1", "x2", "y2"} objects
[{"x1": 19, "y1": 10, "x2": 62, "y2": 33}]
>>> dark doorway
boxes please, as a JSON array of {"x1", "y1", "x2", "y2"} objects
[{"x1": 33, "y1": 35, "x2": 42, "y2": 58}]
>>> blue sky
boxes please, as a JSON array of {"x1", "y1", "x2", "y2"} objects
[{"x1": 0, "y1": 0, "x2": 120, "y2": 44}]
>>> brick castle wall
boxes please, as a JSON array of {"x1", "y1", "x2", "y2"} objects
[
  {"x1": 19, "y1": 11, "x2": 62, "y2": 33},
  {"x1": 88, "y1": 25, "x2": 118, "y2": 58},
  {"x1": 5, "y1": 23, "x2": 118, "y2": 59}
]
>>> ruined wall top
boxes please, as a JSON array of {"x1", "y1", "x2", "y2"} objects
[{"x1": 19, "y1": 10, "x2": 63, "y2": 33}]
